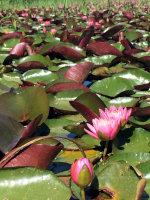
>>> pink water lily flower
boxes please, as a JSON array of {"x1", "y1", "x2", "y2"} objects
[
  {"x1": 44, "y1": 21, "x2": 50, "y2": 26},
  {"x1": 24, "y1": 8, "x2": 29, "y2": 12},
  {"x1": 82, "y1": 16, "x2": 88, "y2": 20},
  {"x1": 4, "y1": 29, "x2": 8, "y2": 34},
  {"x1": 31, "y1": 14, "x2": 36, "y2": 18},
  {"x1": 87, "y1": 21, "x2": 95, "y2": 27},
  {"x1": 84, "y1": 116, "x2": 120, "y2": 141},
  {"x1": 43, "y1": 27, "x2": 47, "y2": 34},
  {"x1": 58, "y1": 4, "x2": 63, "y2": 9},
  {"x1": 51, "y1": 28, "x2": 57, "y2": 36},
  {"x1": 37, "y1": 18, "x2": 43, "y2": 22},
  {"x1": 95, "y1": 22, "x2": 102, "y2": 28},
  {"x1": 71, "y1": 158, "x2": 93, "y2": 188},
  {"x1": 21, "y1": 13, "x2": 28, "y2": 17},
  {"x1": 99, "y1": 105, "x2": 132, "y2": 127}
]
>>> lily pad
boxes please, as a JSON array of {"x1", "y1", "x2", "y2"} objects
[
  {"x1": 0, "y1": 86, "x2": 49, "y2": 124},
  {"x1": 92, "y1": 160, "x2": 145, "y2": 200},
  {"x1": 90, "y1": 77, "x2": 133, "y2": 97},
  {"x1": 22, "y1": 69, "x2": 58, "y2": 84},
  {"x1": 0, "y1": 167, "x2": 71, "y2": 200},
  {"x1": 113, "y1": 127, "x2": 150, "y2": 154}
]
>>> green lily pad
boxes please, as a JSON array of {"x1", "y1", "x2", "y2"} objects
[
  {"x1": 75, "y1": 92, "x2": 106, "y2": 116},
  {"x1": 130, "y1": 116, "x2": 150, "y2": 125},
  {"x1": 111, "y1": 42, "x2": 125, "y2": 51},
  {"x1": 3, "y1": 72, "x2": 22, "y2": 84},
  {"x1": 40, "y1": 42, "x2": 86, "y2": 57},
  {"x1": 81, "y1": 55, "x2": 116, "y2": 65},
  {"x1": 95, "y1": 153, "x2": 150, "y2": 172},
  {"x1": 125, "y1": 30, "x2": 139, "y2": 41},
  {"x1": 0, "y1": 114, "x2": 24, "y2": 153},
  {"x1": 113, "y1": 127, "x2": 150, "y2": 154},
  {"x1": 22, "y1": 69, "x2": 58, "y2": 84},
  {"x1": 90, "y1": 77, "x2": 133, "y2": 97},
  {"x1": 134, "y1": 52, "x2": 150, "y2": 58},
  {"x1": 113, "y1": 69, "x2": 150, "y2": 85},
  {"x1": 92, "y1": 160, "x2": 145, "y2": 200},
  {"x1": 0, "y1": 86, "x2": 49, "y2": 124},
  {"x1": 106, "y1": 97, "x2": 138, "y2": 108},
  {"x1": 17, "y1": 54, "x2": 52, "y2": 67},
  {"x1": 48, "y1": 90, "x2": 86, "y2": 111},
  {"x1": 0, "y1": 167, "x2": 71, "y2": 200},
  {"x1": 136, "y1": 161, "x2": 150, "y2": 199},
  {"x1": 0, "y1": 53, "x2": 9, "y2": 63},
  {"x1": 45, "y1": 118, "x2": 77, "y2": 136},
  {"x1": 0, "y1": 38, "x2": 20, "y2": 52}
]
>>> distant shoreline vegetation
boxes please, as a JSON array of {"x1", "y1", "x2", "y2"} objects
[{"x1": 0, "y1": 0, "x2": 149, "y2": 10}]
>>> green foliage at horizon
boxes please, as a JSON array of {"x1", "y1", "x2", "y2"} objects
[{"x1": 0, "y1": 0, "x2": 149, "y2": 10}]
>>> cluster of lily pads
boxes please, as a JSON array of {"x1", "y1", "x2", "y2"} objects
[{"x1": 0, "y1": 3, "x2": 150, "y2": 200}]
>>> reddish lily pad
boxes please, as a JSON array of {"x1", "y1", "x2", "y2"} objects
[
  {"x1": 86, "y1": 42, "x2": 123, "y2": 57},
  {"x1": 0, "y1": 32, "x2": 22, "y2": 45},
  {"x1": 123, "y1": 11, "x2": 134, "y2": 20},
  {"x1": 15, "y1": 54, "x2": 52, "y2": 71},
  {"x1": 52, "y1": 46, "x2": 85, "y2": 61},
  {"x1": 0, "y1": 137, "x2": 63, "y2": 169},
  {"x1": 63, "y1": 62, "x2": 93, "y2": 82},
  {"x1": 20, "y1": 115, "x2": 42, "y2": 141},
  {"x1": 46, "y1": 81, "x2": 90, "y2": 93},
  {"x1": 9, "y1": 42, "x2": 28, "y2": 57},
  {"x1": 102, "y1": 25, "x2": 124, "y2": 38},
  {"x1": 70, "y1": 92, "x2": 106, "y2": 123}
]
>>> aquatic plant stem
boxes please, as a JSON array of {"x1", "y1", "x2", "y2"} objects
[
  {"x1": 0, "y1": 135, "x2": 86, "y2": 165},
  {"x1": 81, "y1": 188, "x2": 85, "y2": 200},
  {"x1": 103, "y1": 140, "x2": 109, "y2": 158},
  {"x1": 54, "y1": 136, "x2": 86, "y2": 158}
]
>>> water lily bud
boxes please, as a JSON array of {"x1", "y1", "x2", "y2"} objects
[
  {"x1": 43, "y1": 27, "x2": 46, "y2": 34},
  {"x1": 51, "y1": 28, "x2": 57, "y2": 36},
  {"x1": 71, "y1": 158, "x2": 93, "y2": 188}
]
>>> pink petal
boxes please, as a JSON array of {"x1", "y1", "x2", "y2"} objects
[
  {"x1": 110, "y1": 105, "x2": 117, "y2": 111},
  {"x1": 87, "y1": 123, "x2": 96, "y2": 133},
  {"x1": 84, "y1": 128, "x2": 99, "y2": 139},
  {"x1": 118, "y1": 105, "x2": 123, "y2": 112},
  {"x1": 99, "y1": 109, "x2": 107, "y2": 118},
  {"x1": 84, "y1": 158, "x2": 93, "y2": 177},
  {"x1": 126, "y1": 108, "x2": 132, "y2": 122}
]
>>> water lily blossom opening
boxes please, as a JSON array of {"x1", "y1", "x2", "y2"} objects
[
  {"x1": 84, "y1": 105, "x2": 132, "y2": 157},
  {"x1": 99, "y1": 105, "x2": 132, "y2": 128},
  {"x1": 84, "y1": 116, "x2": 120, "y2": 141},
  {"x1": 84, "y1": 105, "x2": 132, "y2": 141},
  {"x1": 71, "y1": 158, "x2": 93, "y2": 188}
]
